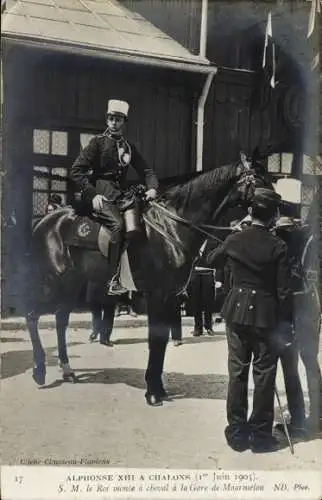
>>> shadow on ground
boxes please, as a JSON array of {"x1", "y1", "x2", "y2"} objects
[
  {"x1": 40, "y1": 367, "x2": 319, "y2": 447},
  {"x1": 112, "y1": 335, "x2": 224, "y2": 346},
  {"x1": 1, "y1": 342, "x2": 84, "y2": 379},
  {"x1": 40, "y1": 365, "x2": 293, "y2": 413},
  {"x1": 42, "y1": 367, "x2": 229, "y2": 400},
  {"x1": 1, "y1": 337, "x2": 27, "y2": 343}
]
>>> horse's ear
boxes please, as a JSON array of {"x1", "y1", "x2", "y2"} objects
[
  {"x1": 240, "y1": 151, "x2": 246, "y2": 162},
  {"x1": 252, "y1": 147, "x2": 260, "y2": 161},
  {"x1": 255, "y1": 144, "x2": 276, "y2": 161}
]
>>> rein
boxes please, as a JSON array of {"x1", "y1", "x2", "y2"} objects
[
  {"x1": 143, "y1": 163, "x2": 255, "y2": 245},
  {"x1": 149, "y1": 200, "x2": 228, "y2": 244}
]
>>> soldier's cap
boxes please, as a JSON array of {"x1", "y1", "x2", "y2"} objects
[
  {"x1": 275, "y1": 216, "x2": 295, "y2": 228},
  {"x1": 253, "y1": 188, "x2": 281, "y2": 208},
  {"x1": 107, "y1": 99, "x2": 129, "y2": 118}
]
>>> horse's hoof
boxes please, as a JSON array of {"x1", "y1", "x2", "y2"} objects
[
  {"x1": 157, "y1": 386, "x2": 173, "y2": 401},
  {"x1": 33, "y1": 364, "x2": 46, "y2": 386},
  {"x1": 145, "y1": 393, "x2": 163, "y2": 406},
  {"x1": 100, "y1": 340, "x2": 114, "y2": 347},
  {"x1": 63, "y1": 372, "x2": 78, "y2": 383},
  {"x1": 89, "y1": 332, "x2": 98, "y2": 342},
  {"x1": 160, "y1": 391, "x2": 172, "y2": 401}
]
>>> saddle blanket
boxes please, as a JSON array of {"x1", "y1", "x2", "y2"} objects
[{"x1": 64, "y1": 216, "x2": 137, "y2": 291}]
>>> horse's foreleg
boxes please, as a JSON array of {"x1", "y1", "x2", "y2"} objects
[
  {"x1": 26, "y1": 311, "x2": 46, "y2": 385},
  {"x1": 89, "y1": 304, "x2": 102, "y2": 343},
  {"x1": 100, "y1": 298, "x2": 116, "y2": 346},
  {"x1": 56, "y1": 308, "x2": 77, "y2": 383},
  {"x1": 145, "y1": 296, "x2": 169, "y2": 406}
]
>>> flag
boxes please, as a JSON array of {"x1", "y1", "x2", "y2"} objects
[
  {"x1": 306, "y1": 1, "x2": 321, "y2": 74},
  {"x1": 307, "y1": 0, "x2": 322, "y2": 38},
  {"x1": 310, "y1": 52, "x2": 320, "y2": 70},
  {"x1": 262, "y1": 11, "x2": 276, "y2": 89}
]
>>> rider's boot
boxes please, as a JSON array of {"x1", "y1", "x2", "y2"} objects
[{"x1": 108, "y1": 242, "x2": 128, "y2": 295}]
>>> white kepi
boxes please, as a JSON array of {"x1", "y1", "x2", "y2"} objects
[{"x1": 107, "y1": 99, "x2": 129, "y2": 117}]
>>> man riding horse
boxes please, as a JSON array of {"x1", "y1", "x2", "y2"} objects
[{"x1": 69, "y1": 99, "x2": 159, "y2": 295}]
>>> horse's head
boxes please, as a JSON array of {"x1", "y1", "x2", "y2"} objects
[{"x1": 234, "y1": 151, "x2": 273, "y2": 207}]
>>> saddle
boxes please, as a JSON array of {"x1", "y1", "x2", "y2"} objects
[
  {"x1": 42, "y1": 185, "x2": 189, "y2": 292},
  {"x1": 64, "y1": 215, "x2": 110, "y2": 255},
  {"x1": 63, "y1": 185, "x2": 147, "y2": 290},
  {"x1": 64, "y1": 185, "x2": 146, "y2": 252}
]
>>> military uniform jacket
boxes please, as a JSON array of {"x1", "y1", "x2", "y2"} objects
[
  {"x1": 277, "y1": 228, "x2": 309, "y2": 293},
  {"x1": 206, "y1": 225, "x2": 293, "y2": 329},
  {"x1": 70, "y1": 133, "x2": 158, "y2": 209}
]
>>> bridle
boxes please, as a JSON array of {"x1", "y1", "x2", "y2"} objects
[{"x1": 144, "y1": 162, "x2": 257, "y2": 245}]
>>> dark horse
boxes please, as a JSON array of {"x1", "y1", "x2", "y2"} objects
[{"x1": 25, "y1": 162, "x2": 265, "y2": 404}]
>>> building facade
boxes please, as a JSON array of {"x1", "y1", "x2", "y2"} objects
[
  {"x1": 1, "y1": 0, "x2": 212, "y2": 315},
  {"x1": 1, "y1": 0, "x2": 321, "y2": 314}
]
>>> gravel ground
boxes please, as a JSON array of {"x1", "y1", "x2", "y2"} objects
[{"x1": 1, "y1": 324, "x2": 321, "y2": 471}]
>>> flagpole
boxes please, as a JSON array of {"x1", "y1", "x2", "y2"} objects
[{"x1": 262, "y1": 10, "x2": 276, "y2": 89}]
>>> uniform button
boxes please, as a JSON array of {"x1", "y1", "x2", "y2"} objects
[
  {"x1": 239, "y1": 288, "x2": 242, "y2": 292},
  {"x1": 249, "y1": 305, "x2": 254, "y2": 310},
  {"x1": 237, "y1": 303, "x2": 240, "y2": 307},
  {"x1": 252, "y1": 290, "x2": 256, "y2": 294}
]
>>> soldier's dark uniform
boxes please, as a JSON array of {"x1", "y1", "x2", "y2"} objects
[
  {"x1": 273, "y1": 219, "x2": 306, "y2": 434},
  {"x1": 276, "y1": 220, "x2": 322, "y2": 433},
  {"x1": 70, "y1": 134, "x2": 158, "y2": 236},
  {"x1": 189, "y1": 253, "x2": 215, "y2": 336},
  {"x1": 69, "y1": 127, "x2": 158, "y2": 290},
  {"x1": 206, "y1": 189, "x2": 292, "y2": 452}
]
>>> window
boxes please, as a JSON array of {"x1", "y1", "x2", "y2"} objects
[
  {"x1": 300, "y1": 156, "x2": 321, "y2": 222},
  {"x1": 267, "y1": 153, "x2": 293, "y2": 175},
  {"x1": 301, "y1": 184, "x2": 316, "y2": 222},
  {"x1": 51, "y1": 131, "x2": 68, "y2": 156},
  {"x1": 33, "y1": 129, "x2": 68, "y2": 156},
  {"x1": 80, "y1": 133, "x2": 95, "y2": 149},
  {"x1": 32, "y1": 166, "x2": 68, "y2": 220},
  {"x1": 302, "y1": 155, "x2": 322, "y2": 175},
  {"x1": 33, "y1": 130, "x2": 50, "y2": 154},
  {"x1": 268, "y1": 154, "x2": 322, "y2": 177}
]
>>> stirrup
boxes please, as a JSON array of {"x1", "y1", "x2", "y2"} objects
[{"x1": 108, "y1": 275, "x2": 128, "y2": 295}]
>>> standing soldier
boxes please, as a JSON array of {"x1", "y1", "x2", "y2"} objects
[
  {"x1": 206, "y1": 188, "x2": 292, "y2": 453},
  {"x1": 189, "y1": 241, "x2": 215, "y2": 337},
  {"x1": 69, "y1": 99, "x2": 158, "y2": 295},
  {"x1": 275, "y1": 216, "x2": 322, "y2": 434},
  {"x1": 88, "y1": 288, "x2": 117, "y2": 347}
]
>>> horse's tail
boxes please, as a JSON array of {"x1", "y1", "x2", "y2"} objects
[
  {"x1": 26, "y1": 209, "x2": 75, "y2": 312},
  {"x1": 33, "y1": 208, "x2": 74, "y2": 273}
]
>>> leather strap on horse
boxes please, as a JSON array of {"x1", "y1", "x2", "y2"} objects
[
  {"x1": 144, "y1": 162, "x2": 256, "y2": 246},
  {"x1": 142, "y1": 212, "x2": 188, "y2": 254},
  {"x1": 149, "y1": 201, "x2": 227, "y2": 244}
]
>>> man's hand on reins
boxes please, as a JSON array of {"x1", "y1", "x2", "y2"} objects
[
  {"x1": 92, "y1": 194, "x2": 107, "y2": 212},
  {"x1": 145, "y1": 188, "x2": 157, "y2": 201}
]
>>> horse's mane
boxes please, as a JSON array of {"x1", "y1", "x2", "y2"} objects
[{"x1": 162, "y1": 163, "x2": 239, "y2": 210}]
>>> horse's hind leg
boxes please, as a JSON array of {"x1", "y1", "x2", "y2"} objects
[
  {"x1": 56, "y1": 307, "x2": 78, "y2": 383},
  {"x1": 26, "y1": 311, "x2": 46, "y2": 385}
]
